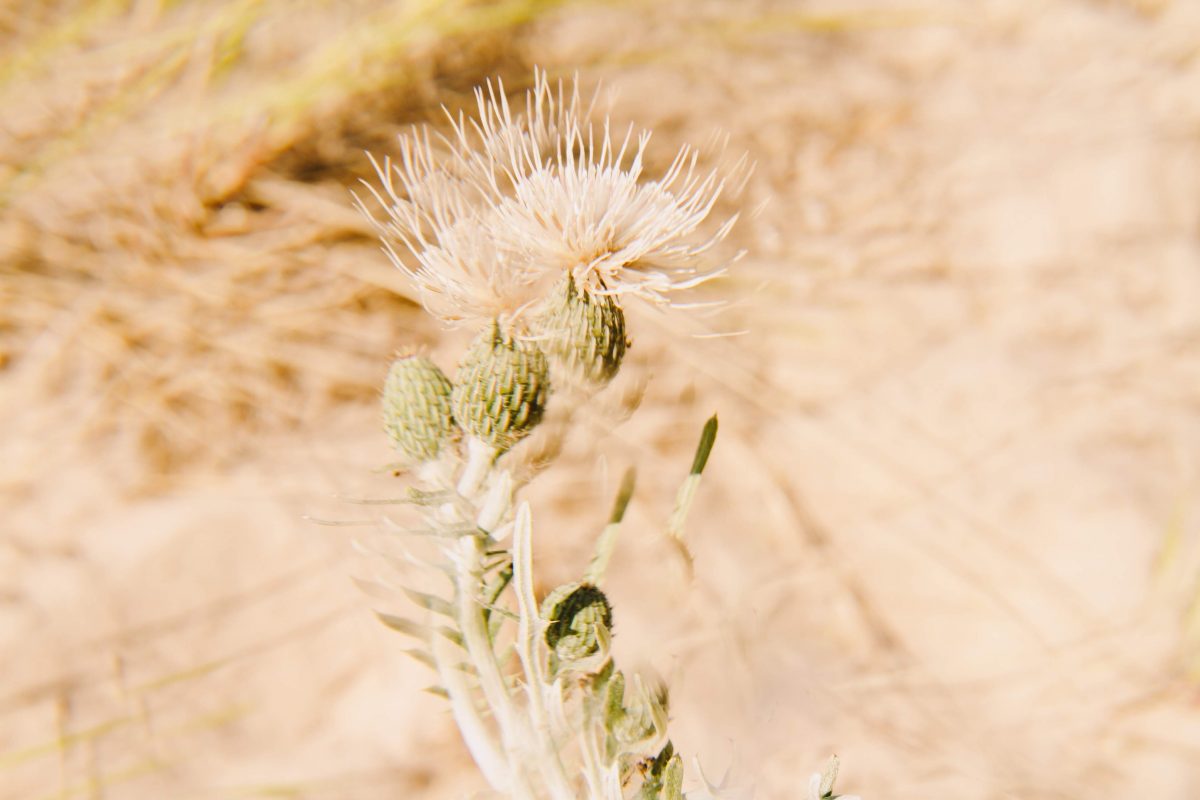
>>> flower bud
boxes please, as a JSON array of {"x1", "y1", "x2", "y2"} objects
[
  {"x1": 452, "y1": 322, "x2": 551, "y2": 453},
  {"x1": 382, "y1": 354, "x2": 458, "y2": 462},
  {"x1": 540, "y1": 581, "x2": 612, "y2": 673},
  {"x1": 539, "y1": 274, "x2": 628, "y2": 386}
]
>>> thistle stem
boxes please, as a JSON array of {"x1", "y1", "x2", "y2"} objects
[
  {"x1": 458, "y1": 436, "x2": 496, "y2": 498},
  {"x1": 431, "y1": 633, "x2": 510, "y2": 791},
  {"x1": 513, "y1": 502, "x2": 578, "y2": 800},
  {"x1": 455, "y1": 532, "x2": 541, "y2": 798}
]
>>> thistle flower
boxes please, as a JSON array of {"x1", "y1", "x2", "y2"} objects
[
  {"x1": 358, "y1": 70, "x2": 858, "y2": 800},
  {"x1": 357, "y1": 69, "x2": 742, "y2": 330}
]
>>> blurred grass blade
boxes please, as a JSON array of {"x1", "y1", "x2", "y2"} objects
[
  {"x1": 665, "y1": 415, "x2": 718, "y2": 578},
  {"x1": 668, "y1": 414, "x2": 718, "y2": 541},
  {"x1": 585, "y1": 467, "x2": 636, "y2": 585},
  {"x1": 689, "y1": 415, "x2": 718, "y2": 476}
]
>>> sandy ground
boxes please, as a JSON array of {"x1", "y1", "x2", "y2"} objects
[{"x1": 4, "y1": 0, "x2": 1200, "y2": 798}]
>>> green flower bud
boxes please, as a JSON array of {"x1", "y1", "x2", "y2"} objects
[
  {"x1": 452, "y1": 322, "x2": 551, "y2": 453},
  {"x1": 382, "y1": 354, "x2": 458, "y2": 461},
  {"x1": 539, "y1": 274, "x2": 628, "y2": 386},
  {"x1": 540, "y1": 581, "x2": 612, "y2": 673}
]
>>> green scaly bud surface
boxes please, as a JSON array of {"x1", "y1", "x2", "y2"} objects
[
  {"x1": 382, "y1": 354, "x2": 458, "y2": 462},
  {"x1": 541, "y1": 581, "x2": 613, "y2": 673},
  {"x1": 540, "y1": 274, "x2": 628, "y2": 386},
  {"x1": 452, "y1": 322, "x2": 550, "y2": 453}
]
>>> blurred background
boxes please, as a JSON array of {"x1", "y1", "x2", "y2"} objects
[{"x1": 4, "y1": 0, "x2": 1200, "y2": 797}]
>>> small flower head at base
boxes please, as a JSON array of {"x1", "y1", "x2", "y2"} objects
[
  {"x1": 540, "y1": 581, "x2": 613, "y2": 675},
  {"x1": 452, "y1": 322, "x2": 551, "y2": 454},
  {"x1": 381, "y1": 353, "x2": 458, "y2": 462},
  {"x1": 537, "y1": 273, "x2": 629, "y2": 387}
]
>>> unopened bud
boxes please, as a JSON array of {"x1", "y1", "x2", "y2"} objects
[
  {"x1": 382, "y1": 354, "x2": 458, "y2": 461},
  {"x1": 541, "y1": 581, "x2": 612, "y2": 673},
  {"x1": 539, "y1": 275, "x2": 628, "y2": 386},
  {"x1": 452, "y1": 322, "x2": 551, "y2": 453}
]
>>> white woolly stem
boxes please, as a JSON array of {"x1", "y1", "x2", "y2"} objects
[
  {"x1": 454, "y1": 533, "x2": 539, "y2": 799},
  {"x1": 431, "y1": 633, "x2": 511, "y2": 792},
  {"x1": 513, "y1": 502, "x2": 578, "y2": 800},
  {"x1": 458, "y1": 437, "x2": 496, "y2": 499},
  {"x1": 477, "y1": 469, "x2": 514, "y2": 535},
  {"x1": 578, "y1": 714, "x2": 607, "y2": 799}
]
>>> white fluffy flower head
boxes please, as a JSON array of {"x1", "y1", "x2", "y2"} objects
[{"x1": 357, "y1": 69, "x2": 744, "y2": 330}]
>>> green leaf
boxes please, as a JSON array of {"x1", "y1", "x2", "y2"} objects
[
  {"x1": 690, "y1": 414, "x2": 718, "y2": 475},
  {"x1": 608, "y1": 467, "x2": 637, "y2": 524}
]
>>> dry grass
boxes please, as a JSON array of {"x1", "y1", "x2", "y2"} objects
[
  {"x1": 4, "y1": 0, "x2": 1200, "y2": 798},
  {"x1": 0, "y1": 0, "x2": 563, "y2": 493}
]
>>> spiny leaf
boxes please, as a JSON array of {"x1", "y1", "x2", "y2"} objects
[
  {"x1": 405, "y1": 486, "x2": 458, "y2": 505},
  {"x1": 404, "y1": 649, "x2": 476, "y2": 675},
  {"x1": 401, "y1": 648, "x2": 435, "y2": 669},
  {"x1": 376, "y1": 611, "x2": 427, "y2": 640},
  {"x1": 401, "y1": 586, "x2": 455, "y2": 618},
  {"x1": 377, "y1": 613, "x2": 463, "y2": 649},
  {"x1": 435, "y1": 625, "x2": 465, "y2": 649}
]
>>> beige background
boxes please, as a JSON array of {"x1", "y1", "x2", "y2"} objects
[{"x1": 3, "y1": 0, "x2": 1200, "y2": 797}]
